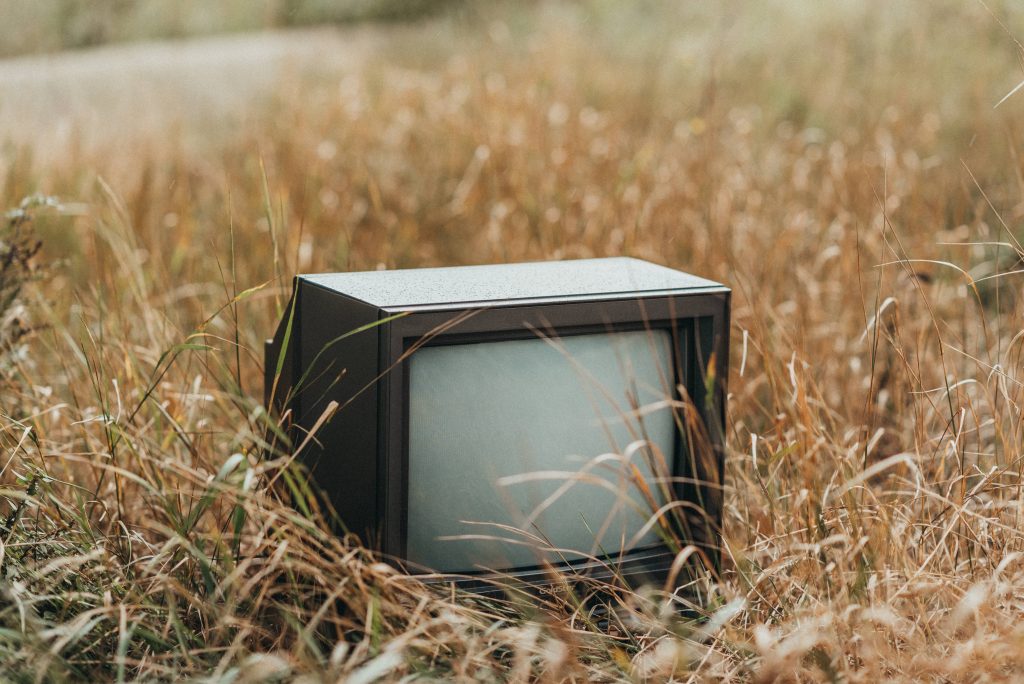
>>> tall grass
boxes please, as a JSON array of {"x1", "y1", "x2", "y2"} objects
[{"x1": 3, "y1": 0, "x2": 1024, "y2": 679}]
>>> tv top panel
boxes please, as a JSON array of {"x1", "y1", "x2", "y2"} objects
[{"x1": 301, "y1": 257, "x2": 726, "y2": 310}]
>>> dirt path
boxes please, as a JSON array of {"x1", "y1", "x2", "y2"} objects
[{"x1": 0, "y1": 28, "x2": 380, "y2": 165}]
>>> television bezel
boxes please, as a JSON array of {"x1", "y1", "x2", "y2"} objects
[{"x1": 376, "y1": 290, "x2": 729, "y2": 585}]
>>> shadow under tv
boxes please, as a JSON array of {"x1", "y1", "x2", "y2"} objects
[{"x1": 265, "y1": 257, "x2": 729, "y2": 596}]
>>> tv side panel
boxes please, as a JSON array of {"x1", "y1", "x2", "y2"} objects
[
  {"x1": 296, "y1": 281, "x2": 381, "y2": 543},
  {"x1": 264, "y1": 286, "x2": 297, "y2": 416}
]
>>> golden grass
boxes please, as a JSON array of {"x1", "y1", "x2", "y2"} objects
[{"x1": 3, "y1": 1, "x2": 1024, "y2": 680}]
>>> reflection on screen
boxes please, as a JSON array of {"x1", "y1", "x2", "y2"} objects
[{"x1": 407, "y1": 329, "x2": 676, "y2": 573}]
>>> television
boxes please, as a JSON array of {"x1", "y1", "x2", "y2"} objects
[{"x1": 265, "y1": 257, "x2": 729, "y2": 591}]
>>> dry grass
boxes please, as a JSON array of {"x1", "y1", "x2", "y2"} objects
[{"x1": 3, "y1": 0, "x2": 1024, "y2": 680}]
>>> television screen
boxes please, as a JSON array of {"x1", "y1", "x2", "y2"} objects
[{"x1": 407, "y1": 329, "x2": 676, "y2": 572}]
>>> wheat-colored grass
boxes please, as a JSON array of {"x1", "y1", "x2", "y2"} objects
[{"x1": 3, "y1": 1, "x2": 1024, "y2": 680}]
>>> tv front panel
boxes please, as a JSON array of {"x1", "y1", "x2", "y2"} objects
[{"x1": 265, "y1": 257, "x2": 729, "y2": 589}]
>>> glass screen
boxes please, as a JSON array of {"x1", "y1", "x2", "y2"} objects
[{"x1": 406, "y1": 329, "x2": 677, "y2": 573}]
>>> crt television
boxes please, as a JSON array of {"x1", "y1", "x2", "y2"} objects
[{"x1": 265, "y1": 257, "x2": 729, "y2": 589}]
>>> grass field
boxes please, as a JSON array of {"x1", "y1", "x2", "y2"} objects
[{"x1": 4, "y1": 0, "x2": 1024, "y2": 680}]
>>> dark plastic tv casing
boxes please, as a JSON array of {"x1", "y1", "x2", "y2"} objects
[{"x1": 265, "y1": 257, "x2": 729, "y2": 593}]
